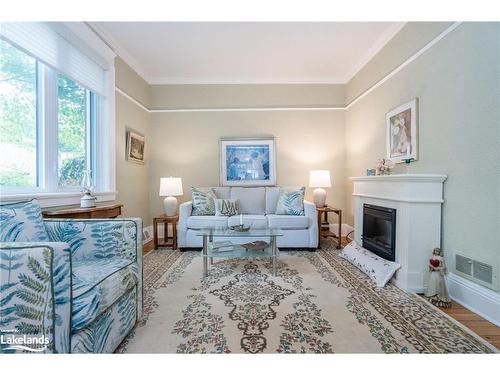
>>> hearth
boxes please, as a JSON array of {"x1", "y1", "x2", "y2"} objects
[{"x1": 362, "y1": 204, "x2": 396, "y2": 261}]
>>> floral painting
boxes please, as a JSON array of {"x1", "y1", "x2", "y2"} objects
[
  {"x1": 220, "y1": 137, "x2": 276, "y2": 186},
  {"x1": 386, "y1": 99, "x2": 418, "y2": 163}
]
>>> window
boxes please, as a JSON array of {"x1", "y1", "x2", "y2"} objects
[
  {"x1": 0, "y1": 39, "x2": 98, "y2": 194},
  {"x1": 0, "y1": 22, "x2": 116, "y2": 206},
  {"x1": 0, "y1": 39, "x2": 38, "y2": 188}
]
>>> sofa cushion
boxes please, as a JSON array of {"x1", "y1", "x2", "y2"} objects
[
  {"x1": 191, "y1": 187, "x2": 217, "y2": 216},
  {"x1": 0, "y1": 199, "x2": 49, "y2": 242},
  {"x1": 214, "y1": 198, "x2": 239, "y2": 216},
  {"x1": 267, "y1": 214, "x2": 310, "y2": 229},
  {"x1": 213, "y1": 187, "x2": 231, "y2": 199},
  {"x1": 72, "y1": 258, "x2": 138, "y2": 332},
  {"x1": 227, "y1": 215, "x2": 268, "y2": 229},
  {"x1": 230, "y1": 187, "x2": 265, "y2": 214},
  {"x1": 265, "y1": 187, "x2": 280, "y2": 214},
  {"x1": 187, "y1": 216, "x2": 228, "y2": 229},
  {"x1": 275, "y1": 187, "x2": 305, "y2": 215}
]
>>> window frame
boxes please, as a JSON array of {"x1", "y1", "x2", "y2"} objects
[{"x1": 0, "y1": 24, "x2": 116, "y2": 207}]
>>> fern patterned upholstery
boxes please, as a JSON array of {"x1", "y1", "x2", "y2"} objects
[{"x1": 0, "y1": 199, "x2": 142, "y2": 353}]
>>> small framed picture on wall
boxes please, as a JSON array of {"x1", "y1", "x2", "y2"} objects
[
  {"x1": 126, "y1": 129, "x2": 145, "y2": 164},
  {"x1": 386, "y1": 98, "x2": 418, "y2": 163}
]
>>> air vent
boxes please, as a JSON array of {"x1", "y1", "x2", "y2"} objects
[{"x1": 454, "y1": 253, "x2": 498, "y2": 291}]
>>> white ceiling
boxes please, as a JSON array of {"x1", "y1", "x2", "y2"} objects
[{"x1": 91, "y1": 22, "x2": 405, "y2": 84}]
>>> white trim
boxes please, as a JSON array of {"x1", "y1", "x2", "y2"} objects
[
  {"x1": 343, "y1": 22, "x2": 406, "y2": 84},
  {"x1": 350, "y1": 174, "x2": 448, "y2": 183},
  {"x1": 115, "y1": 87, "x2": 150, "y2": 112},
  {"x1": 87, "y1": 23, "x2": 154, "y2": 84},
  {"x1": 351, "y1": 194, "x2": 444, "y2": 204},
  {"x1": 114, "y1": 23, "x2": 461, "y2": 114},
  {"x1": 446, "y1": 272, "x2": 500, "y2": 327},
  {"x1": 0, "y1": 191, "x2": 117, "y2": 208},
  {"x1": 345, "y1": 22, "x2": 462, "y2": 109},
  {"x1": 329, "y1": 223, "x2": 354, "y2": 238},
  {"x1": 89, "y1": 23, "x2": 405, "y2": 86}
]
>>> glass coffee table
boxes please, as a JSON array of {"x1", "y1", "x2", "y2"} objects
[{"x1": 196, "y1": 228, "x2": 283, "y2": 278}]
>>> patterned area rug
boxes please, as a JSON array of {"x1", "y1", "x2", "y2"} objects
[{"x1": 116, "y1": 240, "x2": 497, "y2": 353}]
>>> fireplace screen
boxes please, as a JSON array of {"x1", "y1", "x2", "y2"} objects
[{"x1": 362, "y1": 204, "x2": 396, "y2": 261}]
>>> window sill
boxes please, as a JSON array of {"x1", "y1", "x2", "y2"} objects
[{"x1": 0, "y1": 191, "x2": 118, "y2": 208}]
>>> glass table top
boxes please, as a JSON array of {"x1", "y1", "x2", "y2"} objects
[{"x1": 195, "y1": 228, "x2": 283, "y2": 237}]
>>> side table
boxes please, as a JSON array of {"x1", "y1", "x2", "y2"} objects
[
  {"x1": 316, "y1": 206, "x2": 342, "y2": 249},
  {"x1": 43, "y1": 203, "x2": 123, "y2": 219},
  {"x1": 153, "y1": 214, "x2": 178, "y2": 250}
]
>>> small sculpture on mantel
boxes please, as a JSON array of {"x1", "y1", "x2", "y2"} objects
[{"x1": 425, "y1": 247, "x2": 451, "y2": 308}]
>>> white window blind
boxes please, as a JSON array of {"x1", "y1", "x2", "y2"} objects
[{"x1": 0, "y1": 22, "x2": 107, "y2": 96}]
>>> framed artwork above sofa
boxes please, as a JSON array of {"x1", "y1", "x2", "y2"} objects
[{"x1": 219, "y1": 136, "x2": 276, "y2": 186}]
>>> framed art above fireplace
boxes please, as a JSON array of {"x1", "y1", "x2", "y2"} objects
[{"x1": 219, "y1": 136, "x2": 276, "y2": 186}]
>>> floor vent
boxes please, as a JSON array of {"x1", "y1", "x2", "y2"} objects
[{"x1": 454, "y1": 253, "x2": 498, "y2": 291}]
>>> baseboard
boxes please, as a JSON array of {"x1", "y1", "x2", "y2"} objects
[
  {"x1": 329, "y1": 223, "x2": 354, "y2": 237},
  {"x1": 446, "y1": 272, "x2": 500, "y2": 327}
]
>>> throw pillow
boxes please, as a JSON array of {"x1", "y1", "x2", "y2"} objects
[
  {"x1": 340, "y1": 240, "x2": 401, "y2": 288},
  {"x1": 214, "y1": 199, "x2": 239, "y2": 216},
  {"x1": 275, "y1": 187, "x2": 305, "y2": 215},
  {"x1": 0, "y1": 199, "x2": 50, "y2": 242},
  {"x1": 191, "y1": 187, "x2": 217, "y2": 216}
]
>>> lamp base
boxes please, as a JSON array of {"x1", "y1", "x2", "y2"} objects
[
  {"x1": 163, "y1": 196, "x2": 178, "y2": 216},
  {"x1": 313, "y1": 188, "x2": 327, "y2": 207}
]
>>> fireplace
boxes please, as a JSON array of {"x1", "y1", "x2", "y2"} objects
[{"x1": 362, "y1": 204, "x2": 396, "y2": 261}]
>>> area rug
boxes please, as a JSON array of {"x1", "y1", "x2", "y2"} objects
[{"x1": 116, "y1": 240, "x2": 497, "y2": 353}]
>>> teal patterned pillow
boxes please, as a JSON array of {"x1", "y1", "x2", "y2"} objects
[
  {"x1": 275, "y1": 187, "x2": 305, "y2": 215},
  {"x1": 191, "y1": 187, "x2": 217, "y2": 216},
  {"x1": 0, "y1": 199, "x2": 50, "y2": 242},
  {"x1": 214, "y1": 199, "x2": 239, "y2": 216}
]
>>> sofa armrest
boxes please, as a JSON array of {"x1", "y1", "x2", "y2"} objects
[
  {"x1": 0, "y1": 242, "x2": 72, "y2": 353},
  {"x1": 179, "y1": 201, "x2": 192, "y2": 220},
  {"x1": 44, "y1": 218, "x2": 143, "y2": 262},
  {"x1": 304, "y1": 200, "x2": 319, "y2": 248}
]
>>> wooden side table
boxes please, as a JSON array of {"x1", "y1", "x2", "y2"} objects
[
  {"x1": 43, "y1": 203, "x2": 123, "y2": 219},
  {"x1": 153, "y1": 214, "x2": 178, "y2": 250},
  {"x1": 316, "y1": 206, "x2": 342, "y2": 249}
]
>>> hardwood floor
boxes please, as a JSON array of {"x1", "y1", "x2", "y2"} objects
[
  {"x1": 142, "y1": 237, "x2": 499, "y2": 350},
  {"x1": 438, "y1": 301, "x2": 500, "y2": 349}
]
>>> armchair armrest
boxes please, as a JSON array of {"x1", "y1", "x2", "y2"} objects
[
  {"x1": 44, "y1": 218, "x2": 142, "y2": 262},
  {"x1": 304, "y1": 200, "x2": 319, "y2": 248},
  {"x1": 0, "y1": 242, "x2": 71, "y2": 353},
  {"x1": 179, "y1": 201, "x2": 192, "y2": 220}
]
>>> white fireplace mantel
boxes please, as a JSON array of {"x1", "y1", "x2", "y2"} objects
[{"x1": 350, "y1": 174, "x2": 447, "y2": 293}]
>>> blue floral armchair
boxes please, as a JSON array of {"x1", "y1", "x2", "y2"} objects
[{"x1": 0, "y1": 199, "x2": 142, "y2": 353}]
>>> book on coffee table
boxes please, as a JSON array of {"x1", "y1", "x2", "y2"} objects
[{"x1": 212, "y1": 241, "x2": 234, "y2": 252}]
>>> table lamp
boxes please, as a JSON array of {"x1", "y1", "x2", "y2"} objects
[
  {"x1": 309, "y1": 170, "x2": 331, "y2": 207},
  {"x1": 159, "y1": 177, "x2": 183, "y2": 216}
]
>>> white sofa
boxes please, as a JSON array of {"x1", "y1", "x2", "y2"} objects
[{"x1": 178, "y1": 186, "x2": 318, "y2": 250}]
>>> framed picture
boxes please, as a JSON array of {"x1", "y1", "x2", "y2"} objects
[
  {"x1": 219, "y1": 136, "x2": 276, "y2": 186},
  {"x1": 126, "y1": 129, "x2": 145, "y2": 164},
  {"x1": 386, "y1": 98, "x2": 418, "y2": 163}
]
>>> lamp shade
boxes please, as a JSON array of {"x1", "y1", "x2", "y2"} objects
[
  {"x1": 159, "y1": 177, "x2": 183, "y2": 196},
  {"x1": 308, "y1": 170, "x2": 331, "y2": 188}
]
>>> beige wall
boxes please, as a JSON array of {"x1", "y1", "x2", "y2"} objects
[
  {"x1": 150, "y1": 84, "x2": 345, "y2": 109},
  {"x1": 149, "y1": 110, "x2": 346, "y2": 219},
  {"x1": 115, "y1": 58, "x2": 152, "y2": 226},
  {"x1": 345, "y1": 23, "x2": 500, "y2": 272}
]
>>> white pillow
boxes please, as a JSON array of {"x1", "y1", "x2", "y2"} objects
[{"x1": 340, "y1": 241, "x2": 401, "y2": 287}]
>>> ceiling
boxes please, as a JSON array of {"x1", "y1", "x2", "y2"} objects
[{"x1": 91, "y1": 22, "x2": 405, "y2": 85}]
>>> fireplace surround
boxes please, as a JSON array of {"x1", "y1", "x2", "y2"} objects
[{"x1": 351, "y1": 174, "x2": 447, "y2": 292}]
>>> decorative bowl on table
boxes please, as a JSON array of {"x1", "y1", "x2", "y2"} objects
[{"x1": 230, "y1": 224, "x2": 251, "y2": 232}]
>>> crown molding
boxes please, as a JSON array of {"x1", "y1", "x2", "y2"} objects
[
  {"x1": 89, "y1": 22, "x2": 407, "y2": 85},
  {"x1": 343, "y1": 22, "x2": 406, "y2": 84},
  {"x1": 87, "y1": 22, "x2": 153, "y2": 83}
]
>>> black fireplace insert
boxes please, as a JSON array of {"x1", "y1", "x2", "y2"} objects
[{"x1": 362, "y1": 204, "x2": 396, "y2": 261}]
